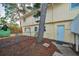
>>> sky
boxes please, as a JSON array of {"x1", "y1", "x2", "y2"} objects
[{"x1": 0, "y1": 4, "x2": 5, "y2": 17}]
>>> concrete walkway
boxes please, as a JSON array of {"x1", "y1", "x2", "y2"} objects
[{"x1": 52, "y1": 42, "x2": 77, "y2": 56}]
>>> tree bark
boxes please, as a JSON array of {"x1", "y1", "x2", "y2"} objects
[{"x1": 37, "y1": 3, "x2": 48, "y2": 43}]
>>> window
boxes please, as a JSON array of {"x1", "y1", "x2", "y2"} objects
[
  {"x1": 35, "y1": 27, "x2": 37, "y2": 31},
  {"x1": 34, "y1": 26, "x2": 46, "y2": 32},
  {"x1": 71, "y1": 3, "x2": 79, "y2": 9},
  {"x1": 44, "y1": 26, "x2": 46, "y2": 31}
]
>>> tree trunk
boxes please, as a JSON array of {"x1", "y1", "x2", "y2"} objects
[
  {"x1": 37, "y1": 3, "x2": 48, "y2": 43},
  {"x1": 16, "y1": 9, "x2": 23, "y2": 33}
]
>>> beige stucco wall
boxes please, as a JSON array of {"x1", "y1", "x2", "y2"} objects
[
  {"x1": 21, "y1": 16, "x2": 39, "y2": 27},
  {"x1": 44, "y1": 24, "x2": 55, "y2": 39},
  {"x1": 43, "y1": 21, "x2": 74, "y2": 44},
  {"x1": 54, "y1": 21, "x2": 74, "y2": 44},
  {"x1": 53, "y1": 3, "x2": 79, "y2": 21},
  {"x1": 21, "y1": 3, "x2": 79, "y2": 44},
  {"x1": 45, "y1": 5, "x2": 53, "y2": 23},
  {"x1": 21, "y1": 4, "x2": 54, "y2": 38},
  {"x1": 51, "y1": 3, "x2": 79, "y2": 43},
  {"x1": 21, "y1": 4, "x2": 53, "y2": 27},
  {"x1": 52, "y1": 4, "x2": 70, "y2": 21}
]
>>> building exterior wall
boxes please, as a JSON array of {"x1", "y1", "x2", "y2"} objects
[
  {"x1": 53, "y1": 3, "x2": 79, "y2": 21},
  {"x1": 21, "y1": 3, "x2": 79, "y2": 44},
  {"x1": 21, "y1": 16, "x2": 37, "y2": 26},
  {"x1": 45, "y1": 5, "x2": 53, "y2": 23},
  {"x1": 44, "y1": 24, "x2": 54, "y2": 39},
  {"x1": 54, "y1": 21, "x2": 74, "y2": 43}
]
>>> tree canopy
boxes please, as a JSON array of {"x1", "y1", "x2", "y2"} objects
[{"x1": 0, "y1": 3, "x2": 41, "y2": 25}]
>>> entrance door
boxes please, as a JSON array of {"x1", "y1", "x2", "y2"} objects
[{"x1": 57, "y1": 25, "x2": 64, "y2": 44}]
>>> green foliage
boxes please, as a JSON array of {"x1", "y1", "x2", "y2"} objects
[
  {"x1": 25, "y1": 3, "x2": 41, "y2": 18},
  {"x1": 2, "y1": 3, "x2": 20, "y2": 26},
  {"x1": 2, "y1": 3, "x2": 41, "y2": 23},
  {"x1": 0, "y1": 17, "x2": 7, "y2": 24},
  {"x1": 33, "y1": 3, "x2": 40, "y2": 9},
  {"x1": 33, "y1": 3, "x2": 41, "y2": 18},
  {"x1": 27, "y1": 6, "x2": 33, "y2": 9},
  {"x1": 2, "y1": 3, "x2": 17, "y2": 20},
  {"x1": 33, "y1": 11, "x2": 40, "y2": 18}
]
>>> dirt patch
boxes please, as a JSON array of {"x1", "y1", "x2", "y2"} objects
[{"x1": 0, "y1": 35, "x2": 58, "y2": 56}]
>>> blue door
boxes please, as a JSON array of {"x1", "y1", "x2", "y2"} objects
[{"x1": 57, "y1": 25, "x2": 64, "y2": 44}]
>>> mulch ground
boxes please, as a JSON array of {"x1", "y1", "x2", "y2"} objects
[{"x1": 0, "y1": 35, "x2": 59, "y2": 56}]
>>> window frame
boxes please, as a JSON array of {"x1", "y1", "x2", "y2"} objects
[{"x1": 71, "y1": 3, "x2": 79, "y2": 10}]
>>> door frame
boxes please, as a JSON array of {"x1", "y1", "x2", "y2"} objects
[{"x1": 56, "y1": 25, "x2": 65, "y2": 44}]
